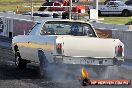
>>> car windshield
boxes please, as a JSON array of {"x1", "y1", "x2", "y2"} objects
[{"x1": 40, "y1": 21, "x2": 96, "y2": 37}]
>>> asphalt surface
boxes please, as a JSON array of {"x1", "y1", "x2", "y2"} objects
[{"x1": 0, "y1": 36, "x2": 132, "y2": 88}]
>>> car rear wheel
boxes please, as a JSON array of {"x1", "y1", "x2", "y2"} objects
[
  {"x1": 38, "y1": 50, "x2": 48, "y2": 78},
  {"x1": 15, "y1": 52, "x2": 27, "y2": 70},
  {"x1": 98, "y1": 10, "x2": 102, "y2": 16}
]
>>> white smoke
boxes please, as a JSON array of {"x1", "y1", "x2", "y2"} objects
[{"x1": 96, "y1": 66, "x2": 122, "y2": 79}]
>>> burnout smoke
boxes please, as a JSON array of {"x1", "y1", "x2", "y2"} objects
[
  {"x1": 41, "y1": 64, "x2": 88, "y2": 87},
  {"x1": 44, "y1": 64, "x2": 97, "y2": 82},
  {"x1": 44, "y1": 64, "x2": 80, "y2": 83},
  {"x1": 98, "y1": 66, "x2": 120, "y2": 79}
]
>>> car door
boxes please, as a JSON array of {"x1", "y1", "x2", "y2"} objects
[
  {"x1": 18, "y1": 23, "x2": 43, "y2": 62},
  {"x1": 27, "y1": 22, "x2": 56, "y2": 63},
  {"x1": 16, "y1": 35, "x2": 35, "y2": 61},
  {"x1": 100, "y1": 2, "x2": 113, "y2": 15},
  {"x1": 108, "y1": 2, "x2": 119, "y2": 15},
  {"x1": 100, "y1": 5, "x2": 109, "y2": 15}
]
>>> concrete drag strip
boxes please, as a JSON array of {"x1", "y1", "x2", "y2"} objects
[
  {"x1": 118, "y1": 60, "x2": 132, "y2": 80},
  {"x1": 120, "y1": 59, "x2": 132, "y2": 71},
  {"x1": 0, "y1": 41, "x2": 11, "y2": 49}
]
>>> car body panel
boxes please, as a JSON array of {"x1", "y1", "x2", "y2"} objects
[{"x1": 12, "y1": 20, "x2": 124, "y2": 66}]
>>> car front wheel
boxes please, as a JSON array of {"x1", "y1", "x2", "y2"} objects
[{"x1": 15, "y1": 52, "x2": 27, "y2": 70}]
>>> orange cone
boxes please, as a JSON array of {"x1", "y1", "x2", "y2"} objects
[{"x1": 16, "y1": 5, "x2": 19, "y2": 14}]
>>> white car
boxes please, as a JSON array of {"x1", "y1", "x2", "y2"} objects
[
  {"x1": 98, "y1": 1, "x2": 132, "y2": 16},
  {"x1": 12, "y1": 20, "x2": 124, "y2": 76}
]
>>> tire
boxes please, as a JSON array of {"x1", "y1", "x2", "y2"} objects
[
  {"x1": 38, "y1": 50, "x2": 48, "y2": 78},
  {"x1": 98, "y1": 10, "x2": 102, "y2": 16},
  {"x1": 122, "y1": 10, "x2": 130, "y2": 16},
  {"x1": 15, "y1": 52, "x2": 27, "y2": 70}
]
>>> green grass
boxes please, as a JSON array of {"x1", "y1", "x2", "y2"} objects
[
  {"x1": 77, "y1": 0, "x2": 105, "y2": 5},
  {"x1": 0, "y1": 0, "x2": 21, "y2": 2},
  {"x1": 80, "y1": 14, "x2": 132, "y2": 24},
  {"x1": 100, "y1": 16, "x2": 132, "y2": 24},
  {"x1": 0, "y1": 0, "x2": 44, "y2": 12},
  {"x1": 0, "y1": 0, "x2": 44, "y2": 2}
]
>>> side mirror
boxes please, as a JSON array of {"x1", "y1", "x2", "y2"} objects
[
  {"x1": 27, "y1": 33, "x2": 30, "y2": 35},
  {"x1": 24, "y1": 30, "x2": 31, "y2": 35}
]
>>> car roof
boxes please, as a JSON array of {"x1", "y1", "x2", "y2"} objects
[
  {"x1": 37, "y1": 19, "x2": 91, "y2": 25},
  {"x1": 109, "y1": 1, "x2": 123, "y2": 3}
]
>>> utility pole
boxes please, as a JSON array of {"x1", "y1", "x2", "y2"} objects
[
  {"x1": 31, "y1": 0, "x2": 33, "y2": 17},
  {"x1": 69, "y1": 0, "x2": 72, "y2": 20},
  {"x1": 96, "y1": 0, "x2": 98, "y2": 19}
]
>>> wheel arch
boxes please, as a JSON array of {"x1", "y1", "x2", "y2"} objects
[
  {"x1": 38, "y1": 48, "x2": 49, "y2": 63},
  {"x1": 122, "y1": 9, "x2": 129, "y2": 11},
  {"x1": 38, "y1": 48, "x2": 45, "y2": 53},
  {"x1": 14, "y1": 45, "x2": 19, "y2": 52},
  {"x1": 122, "y1": 9, "x2": 130, "y2": 14},
  {"x1": 122, "y1": 9, "x2": 129, "y2": 12},
  {"x1": 38, "y1": 49, "x2": 46, "y2": 61}
]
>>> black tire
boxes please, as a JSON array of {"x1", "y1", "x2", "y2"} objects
[
  {"x1": 38, "y1": 50, "x2": 48, "y2": 78},
  {"x1": 98, "y1": 10, "x2": 102, "y2": 16},
  {"x1": 122, "y1": 10, "x2": 130, "y2": 16},
  {"x1": 15, "y1": 52, "x2": 27, "y2": 70}
]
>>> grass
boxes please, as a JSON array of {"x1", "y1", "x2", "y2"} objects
[
  {"x1": 0, "y1": 0, "x2": 22, "y2": 2},
  {"x1": 80, "y1": 14, "x2": 132, "y2": 24},
  {"x1": 0, "y1": 0, "x2": 44, "y2": 12},
  {"x1": 100, "y1": 16, "x2": 132, "y2": 24},
  {"x1": 77, "y1": 0, "x2": 105, "y2": 5},
  {"x1": 0, "y1": 0, "x2": 44, "y2": 2}
]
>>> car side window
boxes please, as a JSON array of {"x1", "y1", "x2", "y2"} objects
[
  {"x1": 83, "y1": 25, "x2": 95, "y2": 37},
  {"x1": 30, "y1": 23, "x2": 41, "y2": 35},
  {"x1": 107, "y1": 2, "x2": 110, "y2": 6},
  {"x1": 107, "y1": 2, "x2": 117, "y2": 7},
  {"x1": 40, "y1": 24, "x2": 46, "y2": 35},
  {"x1": 112, "y1": 2, "x2": 118, "y2": 7},
  {"x1": 41, "y1": 23, "x2": 71, "y2": 35},
  {"x1": 41, "y1": 24, "x2": 55, "y2": 35}
]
